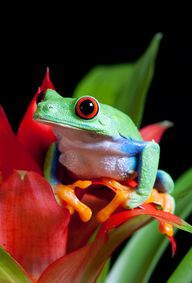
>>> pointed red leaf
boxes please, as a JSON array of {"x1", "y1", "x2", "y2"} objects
[
  {"x1": 0, "y1": 170, "x2": 70, "y2": 281},
  {"x1": 168, "y1": 236, "x2": 177, "y2": 256},
  {"x1": 0, "y1": 107, "x2": 42, "y2": 180},
  {"x1": 39, "y1": 67, "x2": 55, "y2": 91},
  {"x1": 140, "y1": 121, "x2": 173, "y2": 143},
  {"x1": 98, "y1": 204, "x2": 185, "y2": 237},
  {"x1": 17, "y1": 68, "x2": 56, "y2": 167},
  {"x1": 38, "y1": 204, "x2": 192, "y2": 283}
]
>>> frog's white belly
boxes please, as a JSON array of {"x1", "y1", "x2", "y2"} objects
[{"x1": 54, "y1": 127, "x2": 136, "y2": 181}]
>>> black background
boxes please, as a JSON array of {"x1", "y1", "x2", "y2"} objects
[
  {"x1": 1, "y1": 31, "x2": 191, "y2": 282},
  {"x1": 1, "y1": 31, "x2": 191, "y2": 179}
]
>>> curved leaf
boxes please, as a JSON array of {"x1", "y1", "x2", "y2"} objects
[
  {"x1": 173, "y1": 168, "x2": 192, "y2": 218},
  {"x1": 106, "y1": 169, "x2": 192, "y2": 283},
  {"x1": 0, "y1": 247, "x2": 32, "y2": 283},
  {"x1": 96, "y1": 259, "x2": 111, "y2": 283},
  {"x1": 73, "y1": 33, "x2": 162, "y2": 126},
  {"x1": 37, "y1": 214, "x2": 151, "y2": 283},
  {"x1": 106, "y1": 222, "x2": 164, "y2": 283},
  {"x1": 167, "y1": 248, "x2": 192, "y2": 283},
  {"x1": 37, "y1": 203, "x2": 191, "y2": 283}
]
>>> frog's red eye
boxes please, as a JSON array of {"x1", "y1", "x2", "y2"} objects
[{"x1": 75, "y1": 97, "x2": 99, "y2": 119}]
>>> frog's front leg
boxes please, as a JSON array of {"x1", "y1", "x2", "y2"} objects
[
  {"x1": 124, "y1": 140, "x2": 160, "y2": 208},
  {"x1": 43, "y1": 142, "x2": 93, "y2": 222},
  {"x1": 125, "y1": 141, "x2": 175, "y2": 236},
  {"x1": 96, "y1": 140, "x2": 160, "y2": 222}
]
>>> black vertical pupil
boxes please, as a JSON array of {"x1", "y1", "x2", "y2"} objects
[
  {"x1": 80, "y1": 100, "x2": 94, "y2": 115},
  {"x1": 36, "y1": 91, "x2": 45, "y2": 104}
]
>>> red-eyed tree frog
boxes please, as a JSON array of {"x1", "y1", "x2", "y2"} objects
[{"x1": 34, "y1": 89, "x2": 175, "y2": 233}]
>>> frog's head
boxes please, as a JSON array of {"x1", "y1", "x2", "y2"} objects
[{"x1": 34, "y1": 89, "x2": 122, "y2": 137}]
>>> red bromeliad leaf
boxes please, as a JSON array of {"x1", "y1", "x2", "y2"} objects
[
  {"x1": 0, "y1": 170, "x2": 70, "y2": 281},
  {"x1": 98, "y1": 204, "x2": 192, "y2": 256},
  {"x1": 17, "y1": 68, "x2": 55, "y2": 167},
  {"x1": 38, "y1": 216, "x2": 150, "y2": 283},
  {"x1": 0, "y1": 107, "x2": 42, "y2": 180},
  {"x1": 39, "y1": 67, "x2": 55, "y2": 91},
  {"x1": 38, "y1": 204, "x2": 192, "y2": 283},
  {"x1": 140, "y1": 121, "x2": 173, "y2": 143},
  {"x1": 38, "y1": 244, "x2": 94, "y2": 283},
  {"x1": 98, "y1": 204, "x2": 191, "y2": 236}
]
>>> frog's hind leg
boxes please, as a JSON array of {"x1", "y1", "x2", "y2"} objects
[
  {"x1": 54, "y1": 180, "x2": 93, "y2": 222},
  {"x1": 144, "y1": 170, "x2": 175, "y2": 237},
  {"x1": 146, "y1": 188, "x2": 175, "y2": 236},
  {"x1": 154, "y1": 170, "x2": 174, "y2": 193},
  {"x1": 144, "y1": 168, "x2": 175, "y2": 237}
]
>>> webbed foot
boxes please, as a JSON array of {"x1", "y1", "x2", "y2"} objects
[
  {"x1": 55, "y1": 178, "x2": 134, "y2": 223},
  {"x1": 145, "y1": 189, "x2": 175, "y2": 236},
  {"x1": 95, "y1": 178, "x2": 134, "y2": 222},
  {"x1": 54, "y1": 180, "x2": 92, "y2": 222}
]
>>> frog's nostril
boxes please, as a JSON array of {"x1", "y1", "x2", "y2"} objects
[
  {"x1": 42, "y1": 104, "x2": 54, "y2": 112},
  {"x1": 48, "y1": 105, "x2": 54, "y2": 110},
  {"x1": 36, "y1": 91, "x2": 45, "y2": 104}
]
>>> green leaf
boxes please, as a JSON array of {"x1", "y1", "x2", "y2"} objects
[
  {"x1": 73, "y1": 33, "x2": 162, "y2": 126},
  {"x1": 106, "y1": 168, "x2": 192, "y2": 283},
  {"x1": 173, "y1": 168, "x2": 192, "y2": 217},
  {"x1": 0, "y1": 247, "x2": 32, "y2": 283},
  {"x1": 106, "y1": 222, "x2": 165, "y2": 283},
  {"x1": 167, "y1": 248, "x2": 192, "y2": 283},
  {"x1": 96, "y1": 259, "x2": 111, "y2": 283}
]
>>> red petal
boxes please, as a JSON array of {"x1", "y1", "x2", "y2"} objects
[
  {"x1": 17, "y1": 68, "x2": 56, "y2": 167},
  {"x1": 0, "y1": 170, "x2": 70, "y2": 280},
  {"x1": 140, "y1": 121, "x2": 173, "y2": 143},
  {"x1": 0, "y1": 107, "x2": 42, "y2": 179}
]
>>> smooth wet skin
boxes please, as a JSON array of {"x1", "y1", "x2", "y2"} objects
[{"x1": 34, "y1": 89, "x2": 174, "y2": 231}]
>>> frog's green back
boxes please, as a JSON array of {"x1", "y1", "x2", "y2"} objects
[{"x1": 103, "y1": 104, "x2": 143, "y2": 140}]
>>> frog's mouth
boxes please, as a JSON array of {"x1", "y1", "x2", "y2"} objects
[
  {"x1": 34, "y1": 117, "x2": 83, "y2": 131},
  {"x1": 34, "y1": 116, "x2": 114, "y2": 143},
  {"x1": 34, "y1": 117, "x2": 107, "y2": 141}
]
